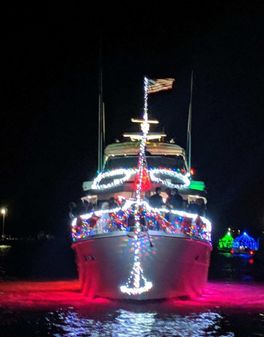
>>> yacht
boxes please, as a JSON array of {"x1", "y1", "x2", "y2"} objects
[{"x1": 71, "y1": 77, "x2": 212, "y2": 300}]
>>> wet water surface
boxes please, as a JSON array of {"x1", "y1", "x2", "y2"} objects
[{"x1": 0, "y1": 240, "x2": 263, "y2": 336}]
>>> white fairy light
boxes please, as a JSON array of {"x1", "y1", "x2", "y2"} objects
[
  {"x1": 71, "y1": 218, "x2": 77, "y2": 227},
  {"x1": 91, "y1": 168, "x2": 137, "y2": 190},
  {"x1": 120, "y1": 77, "x2": 153, "y2": 296},
  {"x1": 149, "y1": 168, "x2": 190, "y2": 189},
  {"x1": 135, "y1": 76, "x2": 150, "y2": 203},
  {"x1": 90, "y1": 166, "x2": 190, "y2": 192},
  {"x1": 120, "y1": 224, "x2": 153, "y2": 296}
]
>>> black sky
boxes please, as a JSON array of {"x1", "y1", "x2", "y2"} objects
[{"x1": 1, "y1": 4, "x2": 264, "y2": 239}]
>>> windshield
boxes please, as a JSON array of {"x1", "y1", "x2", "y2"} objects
[{"x1": 104, "y1": 155, "x2": 186, "y2": 171}]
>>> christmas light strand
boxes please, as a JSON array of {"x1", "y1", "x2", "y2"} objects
[
  {"x1": 120, "y1": 77, "x2": 153, "y2": 295},
  {"x1": 71, "y1": 199, "x2": 212, "y2": 242},
  {"x1": 91, "y1": 168, "x2": 136, "y2": 190},
  {"x1": 135, "y1": 77, "x2": 150, "y2": 202},
  {"x1": 120, "y1": 235, "x2": 153, "y2": 295},
  {"x1": 90, "y1": 167, "x2": 190, "y2": 191},
  {"x1": 149, "y1": 168, "x2": 190, "y2": 189}
]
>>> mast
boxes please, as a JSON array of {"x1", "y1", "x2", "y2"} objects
[
  {"x1": 186, "y1": 70, "x2": 193, "y2": 172},
  {"x1": 135, "y1": 77, "x2": 150, "y2": 203},
  {"x1": 98, "y1": 42, "x2": 105, "y2": 172}
]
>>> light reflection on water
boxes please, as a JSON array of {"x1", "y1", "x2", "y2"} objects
[
  {"x1": 2, "y1": 303, "x2": 263, "y2": 336},
  {"x1": 1, "y1": 242, "x2": 264, "y2": 336},
  {"x1": 40, "y1": 309, "x2": 236, "y2": 337},
  {"x1": 1, "y1": 307, "x2": 261, "y2": 337}
]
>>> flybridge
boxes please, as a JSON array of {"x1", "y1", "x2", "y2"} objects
[
  {"x1": 104, "y1": 116, "x2": 185, "y2": 158},
  {"x1": 104, "y1": 142, "x2": 186, "y2": 157},
  {"x1": 104, "y1": 115, "x2": 186, "y2": 159}
]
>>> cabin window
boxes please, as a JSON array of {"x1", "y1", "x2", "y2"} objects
[{"x1": 104, "y1": 155, "x2": 186, "y2": 171}]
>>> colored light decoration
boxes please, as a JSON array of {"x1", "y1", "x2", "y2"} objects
[
  {"x1": 190, "y1": 167, "x2": 195, "y2": 175},
  {"x1": 120, "y1": 231, "x2": 153, "y2": 295},
  {"x1": 71, "y1": 198, "x2": 212, "y2": 243},
  {"x1": 218, "y1": 230, "x2": 234, "y2": 250},
  {"x1": 232, "y1": 232, "x2": 259, "y2": 252},
  {"x1": 189, "y1": 180, "x2": 205, "y2": 191},
  {"x1": 134, "y1": 167, "x2": 151, "y2": 192}
]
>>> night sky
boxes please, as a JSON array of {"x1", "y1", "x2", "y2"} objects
[{"x1": 1, "y1": 5, "x2": 264, "y2": 240}]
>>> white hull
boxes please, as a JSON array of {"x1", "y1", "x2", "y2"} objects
[{"x1": 72, "y1": 231, "x2": 212, "y2": 300}]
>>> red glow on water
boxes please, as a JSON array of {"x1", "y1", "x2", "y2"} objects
[
  {"x1": 169, "y1": 282, "x2": 264, "y2": 310},
  {"x1": 0, "y1": 280, "x2": 110, "y2": 309},
  {"x1": 0, "y1": 280, "x2": 263, "y2": 310}
]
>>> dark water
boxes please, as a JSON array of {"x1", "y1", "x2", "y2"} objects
[
  {"x1": 1, "y1": 307, "x2": 264, "y2": 337},
  {"x1": 0, "y1": 239, "x2": 264, "y2": 337}
]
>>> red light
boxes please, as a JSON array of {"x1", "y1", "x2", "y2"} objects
[
  {"x1": 248, "y1": 258, "x2": 254, "y2": 265},
  {"x1": 230, "y1": 249, "x2": 234, "y2": 254},
  {"x1": 190, "y1": 168, "x2": 195, "y2": 175},
  {"x1": 133, "y1": 167, "x2": 151, "y2": 192}
]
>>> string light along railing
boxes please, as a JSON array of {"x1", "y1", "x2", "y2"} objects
[{"x1": 71, "y1": 199, "x2": 212, "y2": 242}]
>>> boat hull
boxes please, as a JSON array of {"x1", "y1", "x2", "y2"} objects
[{"x1": 72, "y1": 231, "x2": 212, "y2": 300}]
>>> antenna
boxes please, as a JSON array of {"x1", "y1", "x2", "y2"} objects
[
  {"x1": 98, "y1": 40, "x2": 105, "y2": 172},
  {"x1": 186, "y1": 70, "x2": 193, "y2": 171}
]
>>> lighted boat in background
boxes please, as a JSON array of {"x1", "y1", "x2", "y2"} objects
[
  {"x1": 218, "y1": 228, "x2": 234, "y2": 252},
  {"x1": 218, "y1": 228, "x2": 259, "y2": 257},
  {"x1": 71, "y1": 77, "x2": 212, "y2": 300},
  {"x1": 230, "y1": 232, "x2": 259, "y2": 256}
]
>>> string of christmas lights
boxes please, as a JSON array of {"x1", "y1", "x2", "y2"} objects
[
  {"x1": 71, "y1": 201, "x2": 211, "y2": 242},
  {"x1": 135, "y1": 77, "x2": 151, "y2": 202},
  {"x1": 91, "y1": 167, "x2": 190, "y2": 191},
  {"x1": 91, "y1": 168, "x2": 136, "y2": 190},
  {"x1": 120, "y1": 77, "x2": 153, "y2": 295},
  {"x1": 119, "y1": 233, "x2": 153, "y2": 295},
  {"x1": 149, "y1": 168, "x2": 190, "y2": 189}
]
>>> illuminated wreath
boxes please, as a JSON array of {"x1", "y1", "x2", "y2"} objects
[
  {"x1": 91, "y1": 168, "x2": 137, "y2": 190},
  {"x1": 149, "y1": 168, "x2": 190, "y2": 189}
]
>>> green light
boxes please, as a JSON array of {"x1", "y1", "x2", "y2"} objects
[
  {"x1": 218, "y1": 231, "x2": 234, "y2": 250},
  {"x1": 189, "y1": 180, "x2": 205, "y2": 191}
]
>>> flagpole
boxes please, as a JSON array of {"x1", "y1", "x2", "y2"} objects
[{"x1": 187, "y1": 70, "x2": 193, "y2": 172}]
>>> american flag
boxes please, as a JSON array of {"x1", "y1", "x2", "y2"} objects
[{"x1": 147, "y1": 78, "x2": 175, "y2": 94}]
